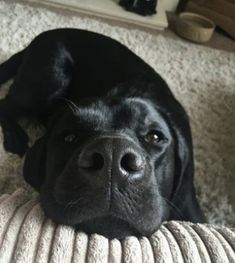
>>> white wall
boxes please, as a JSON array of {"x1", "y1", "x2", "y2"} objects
[{"x1": 164, "y1": 0, "x2": 179, "y2": 12}]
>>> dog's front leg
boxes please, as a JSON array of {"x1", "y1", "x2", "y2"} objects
[{"x1": 0, "y1": 98, "x2": 28, "y2": 157}]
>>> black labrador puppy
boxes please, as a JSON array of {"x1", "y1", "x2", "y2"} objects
[{"x1": 0, "y1": 29, "x2": 204, "y2": 239}]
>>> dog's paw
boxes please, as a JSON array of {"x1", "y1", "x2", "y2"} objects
[{"x1": 3, "y1": 127, "x2": 29, "y2": 157}]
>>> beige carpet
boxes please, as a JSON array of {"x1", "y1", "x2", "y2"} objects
[{"x1": 0, "y1": 0, "x2": 234, "y2": 228}]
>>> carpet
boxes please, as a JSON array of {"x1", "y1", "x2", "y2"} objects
[{"x1": 0, "y1": 0, "x2": 235, "y2": 227}]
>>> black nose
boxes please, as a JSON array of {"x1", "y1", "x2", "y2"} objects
[{"x1": 78, "y1": 136, "x2": 145, "y2": 184}]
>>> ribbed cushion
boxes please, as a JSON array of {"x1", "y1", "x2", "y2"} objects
[{"x1": 0, "y1": 189, "x2": 234, "y2": 262}]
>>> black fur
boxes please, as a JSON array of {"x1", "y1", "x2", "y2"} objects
[
  {"x1": 0, "y1": 29, "x2": 204, "y2": 239},
  {"x1": 119, "y1": 0, "x2": 157, "y2": 16}
]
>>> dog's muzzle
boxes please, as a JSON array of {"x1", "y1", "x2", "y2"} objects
[
  {"x1": 77, "y1": 135, "x2": 146, "y2": 187},
  {"x1": 44, "y1": 134, "x2": 161, "y2": 238}
]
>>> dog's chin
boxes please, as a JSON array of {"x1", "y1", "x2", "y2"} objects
[
  {"x1": 40, "y1": 191, "x2": 141, "y2": 239},
  {"x1": 75, "y1": 215, "x2": 141, "y2": 239}
]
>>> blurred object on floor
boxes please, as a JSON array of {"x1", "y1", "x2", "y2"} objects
[
  {"x1": 176, "y1": 12, "x2": 215, "y2": 43},
  {"x1": 167, "y1": 12, "x2": 235, "y2": 52},
  {"x1": 119, "y1": 0, "x2": 157, "y2": 16},
  {"x1": 185, "y1": 0, "x2": 235, "y2": 39},
  {"x1": 26, "y1": 0, "x2": 168, "y2": 30}
]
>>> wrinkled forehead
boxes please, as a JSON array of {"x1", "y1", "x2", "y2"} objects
[
  {"x1": 121, "y1": 98, "x2": 164, "y2": 125},
  {"x1": 55, "y1": 97, "x2": 169, "y2": 131}
]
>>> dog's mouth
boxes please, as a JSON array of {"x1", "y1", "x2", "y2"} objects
[
  {"x1": 51, "y1": 191, "x2": 143, "y2": 238},
  {"x1": 41, "y1": 185, "x2": 138, "y2": 235},
  {"x1": 75, "y1": 215, "x2": 141, "y2": 239},
  {"x1": 41, "y1": 187, "x2": 154, "y2": 239},
  {"x1": 40, "y1": 161, "x2": 162, "y2": 239}
]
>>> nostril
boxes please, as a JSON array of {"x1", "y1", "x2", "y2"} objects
[
  {"x1": 79, "y1": 152, "x2": 104, "y2": 170},
  {"x1": 120, "y1": 152, "x2": 144, "y2": 173}
]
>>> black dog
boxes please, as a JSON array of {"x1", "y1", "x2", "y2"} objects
[{"x1": 0, "y1": 29, "x2": 204, "y2": 239}]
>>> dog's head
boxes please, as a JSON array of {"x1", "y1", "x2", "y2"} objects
[{"x1": 23, "y1": 93, "x2": 199, "y2": 239}]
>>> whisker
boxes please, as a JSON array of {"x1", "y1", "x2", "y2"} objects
[
  {"x1": 56, "y1": 97, "x2": 78, "y2": 114},
  {"x1": 62, "y1": 197, "x2": 83, "y2": 212}
]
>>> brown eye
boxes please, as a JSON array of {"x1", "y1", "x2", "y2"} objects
[
  {"x1": 64, "y1": 133, "x2": 77, "y2": 143},
  {"x1": 144, "y1": 130, "x2": 161, "y2": 144}
]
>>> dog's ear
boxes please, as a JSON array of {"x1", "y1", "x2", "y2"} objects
[
  {"x1": 162, "y1": 102, "x2": 204, "y2": 222},
  {"x1": 23, "y1": 106, "x2": 65, "y2": 191},
  {"x1": 23, "y1": 136, "x2": 47, "y2": 191}
]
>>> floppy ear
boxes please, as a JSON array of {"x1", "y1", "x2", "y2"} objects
[
  {"x1": 23, "y1": 105, "x2": 65, "y2": 191},
  {"x1": 23, "y1": 136, "x2": 47, "y2": 191},
  {"x1": 162, "y1": 102, "x2": 205, "y2": 223}
]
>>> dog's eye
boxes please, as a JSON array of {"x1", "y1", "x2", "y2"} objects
[
  {"x1": 64, "y1": 133, "x2": 77, "y2": 143},
  {"x1": 144, "y1": 130, "x2": 161, "y2": 144}
]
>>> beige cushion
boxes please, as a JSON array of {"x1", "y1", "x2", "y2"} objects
[{"x1": 0, "y1": 189, "x2": 234, "y2": 262}]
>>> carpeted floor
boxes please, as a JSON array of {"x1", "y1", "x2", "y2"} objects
[{"x1": 0, "y1": 0, "x2": 234, "y2": 227}]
